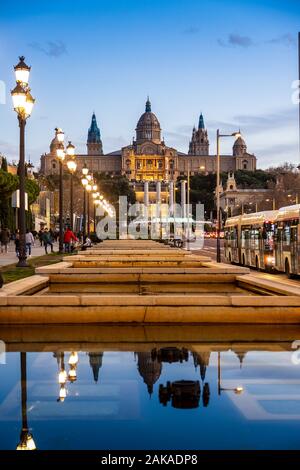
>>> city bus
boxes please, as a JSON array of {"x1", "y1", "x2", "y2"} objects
[
  {"x1": 223, "y1": 215, "x2": 241, "y2": 264},
  {"x1": 224, "y1": 211, "x2": 277, "y2": 271},
  {"x1": 274, "y1": 204, "x2": 300, "y2": 277}
]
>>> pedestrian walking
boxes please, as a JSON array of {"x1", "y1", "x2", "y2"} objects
[
  {"x1": 25, "y1": 229, "x2": 35, "y2": 256},
  {"x1": 42, "y1": 228, "x2": 54, "y2": 254},
  {"x1": 38, "y1": 229, "x2": 44, "y2": 247},
  {"x1": 14, "y1": 229, "x2": 20, "y2": 258},
  {"x1": 0, "y1": 227, "x2": 10, "y2": 254}
]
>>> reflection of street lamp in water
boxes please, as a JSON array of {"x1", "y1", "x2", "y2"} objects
[
  {"x1": 16, "y1": 352, "x2": 37, "y2": 450},
  {"x1": 68, "y1": 351, "x2": 79, "y2": 383},
  {"x1": 217, "y1": 352, "x2": 244, "y2": 396},
  {"x1": 57, "y1": 352, "x2": 67, "y2": 402}
]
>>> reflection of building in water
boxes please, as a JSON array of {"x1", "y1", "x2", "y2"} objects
[
  {"x1": 192, "y1": 351, "x2": 211, "y2": 381},
  {"x1": 88, "y1": 352, "x2": 104, "y2": 382},
  {"x1": 151, "y1": 347, "x2": 189, "y2": 364},
  {"x1": 135, "y1": 352, "x2": 162, "y2": 396},
  {"x1": 159, "y1": 380, "x2": 201, "y2": 409},
  {"x1": 233, "y1": 350, "x2": 246, "y2": 368}
]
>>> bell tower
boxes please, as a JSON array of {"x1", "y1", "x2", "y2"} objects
[
  {"x1": 87, "y1": 113, "x2": 103, "y2": 155},
  {"x1": 188, "y1": 113, "x2": 209, "y2": 155}
]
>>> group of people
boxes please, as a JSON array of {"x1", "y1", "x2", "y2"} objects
[
  {"x1": 0, "y1": 227, "x2": 36, "y2": 257},
  {"x1": 0, "y1": 225, "x2": 93, "y2": 258}
]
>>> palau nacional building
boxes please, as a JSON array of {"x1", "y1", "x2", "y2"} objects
[{"x1": 40, "y1": 98, "x2": 257, "y2": 202}]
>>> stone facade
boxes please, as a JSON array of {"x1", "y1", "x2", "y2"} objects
[
  {"x1": 40, "y1": 99, "x2": 257, "y2": 180},
  {"x1": 219, "y1": 172, "x2": 272, "y2": 215}
]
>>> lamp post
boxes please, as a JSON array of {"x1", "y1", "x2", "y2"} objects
[
  {"x1": 187, "y1": 160, "x2": 191, "y2": 243},
  {"x1": 92, "y1": 182, "x2": 98, "y2": 233},
  {"x1": 16, "y1": 352, "x2": 36, "y2": 450},
  {"x1": 266, "y1": 197, "x2": 276, "y2": 211},
  {"x1": 66, "y1": 141, "x2": 77, "y2": 231},
  {"x1": 216, "y1": 130, "x2": 241, "y2": 262},
  {"x1": 92, "y1": 191, "x2": 100, "y2": 233},
  {"x1": 81, "y1": 163, "x2": 89, "y2": 237},
  {"x1": 55, "y1": 129, "x2": 65, "y2": 253},
  {"x1": 86, "y1": 175, "x2": 92, "y2": 237},
  {"x1": 11, "y1": 56, "x2": 35, "y2": 267}
]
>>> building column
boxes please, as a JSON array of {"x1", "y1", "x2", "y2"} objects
[
  {"x1": 181, "y1": 180, "x2": 186, "y2": 219},
  {"x1": 156, "y1": 181, "x2": 161, "y2": 204},
  {"x1": 144, "y1": 181, "x2": 149, "y2": 207},
  {"x1": 169, "y1": 181, "x2": 174, "y2": 208}
]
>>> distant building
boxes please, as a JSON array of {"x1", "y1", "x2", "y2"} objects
[
  {"x1": 219, "y1": 172, "x2": 272, "y2": 215},
  {"x1": 40, "y1": 99, "x2": 257, "y2": 187}
]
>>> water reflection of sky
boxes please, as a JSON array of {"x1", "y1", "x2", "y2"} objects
[{"x1": 0, "y1": 348, "x2": 300, "y2": 450}]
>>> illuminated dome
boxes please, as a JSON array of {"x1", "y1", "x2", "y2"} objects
[
  {"x1": 50, "y1": 129, "x2": 60, "y2": 154},
  {"x1": 136, "y1": 98, "x2": 161, "y2": 144},
  {"x1": 233, "y1": 135, "x2": 247, "y2": 156}
]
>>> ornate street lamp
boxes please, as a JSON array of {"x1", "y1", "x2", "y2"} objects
[
  {"x1": 11, "y1": 57, "x2": 35, "y2": 267},
  {"x1": 81, "y1": 165, "x2": 89, "y2": 238},
  {"x1": 91, "y1": 182, "x2": 98, "y2": 232},
  {"x1": 86, "y1": 180, "x2": 92, "y2": 237},
  {"x1": 67, "y1": 350, "x2": 78, "y2": 382},
  {"x1": 66, "y1": 141, "x2": 77, "y2": 231},
  {"x1": 55, "y1": 130, "x2": 65, "y2": 253}
]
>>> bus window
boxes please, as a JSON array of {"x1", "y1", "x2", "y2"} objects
[
  {"x1": 250, "y1": 228, "x2": 259, "y2": 250},
  {"x1": 262, "y1": 223, "x2": 274, "y2": 250},
  {"x1": 283, "y1": 223, "x2": 291, "y2": 245},
  {"x1": 291, "y1": 226, "x2": 297, "y2": 243},
  {"x1": 241, "y1": 228, "x2": 250, "y2": 248}
]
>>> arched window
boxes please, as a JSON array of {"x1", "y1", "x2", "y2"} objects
[
  {"x1": 242, "y1": 160, "x2": 248, "y2": 170},
  {"x1": 51, "y1": 160, "x2": 56, "y2": 170}
]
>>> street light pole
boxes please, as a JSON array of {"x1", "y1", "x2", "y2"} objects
[
  {"x1": 216, "y1": 130, "x2": 241, "y2": 263},
  {"x1": 11, "y1": 57, "x2": 35, "y2": 268},
  {"x1": 66, "y1": 142, "x2": 76, "y2": 232},
  {"x1": 18, "y1": 116, "x2": 27, "y2": 266},
  {"x1": 216, "y1": 130, "x2": 221, "y2": 263},
  {"x1": 59, "y1": 158, "x2": 64, "y2": 252},
  {"x1": 187, "y1": 159, "x2": 190, "y2": 243},
  {"x1": 56, "y1": 129, "x2": 65, "y2": 253},
  {"x1": 85, "y1": 175, "x2": 93, "y2": 237},
  {"x1": 92, "y1": 181, "x2": 98, "y2": 233},
  {"x1": 83, "y1": 188, "x2": 87, "y2": 237},
  {"x1": 87, "y1": 189, "x2": 90, "y2": 237},
  {"x1": 81, "y1": 164, "x2": 89, "y2": 238}
]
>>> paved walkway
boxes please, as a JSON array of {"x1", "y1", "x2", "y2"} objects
[{"x1": 0, "y1": 241, "x2": 59, "y2": 267}]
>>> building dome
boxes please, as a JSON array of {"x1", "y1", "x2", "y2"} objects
[
  {"x1": 233, "y1": 135, "x2": 247, "y2": 156},
  {"x1": 50, "y1": 129, "x2": 60, "y2": 154},
  {"x1": 136, "y1": 98, "x2": 161, "y2": 144},
  {"x1": 136, "y1": 351, "x2": 162, "y2": 396}
]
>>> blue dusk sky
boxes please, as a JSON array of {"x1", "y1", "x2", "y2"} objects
[{"x1": 0, "y1": 0, "x2": 299, "y2": 168}]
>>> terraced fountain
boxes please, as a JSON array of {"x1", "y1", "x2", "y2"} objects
[{"x1": 1, "y1": 240, "x2": 300, "y2": 323}]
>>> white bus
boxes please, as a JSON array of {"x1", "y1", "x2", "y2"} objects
[
  {"x1": 274, "y1": 204, "x2": 300, "y2": 277},
  {"x1": 224, "y1": 211, "x2": 277, "y2": 271},
  {"x1": 224, "y1": 215, "x2": 241, "y2": 264}
]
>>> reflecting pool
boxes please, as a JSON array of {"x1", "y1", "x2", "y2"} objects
[{"x1": 0, "y1": 325, "x2": 300, "y2": 450}]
